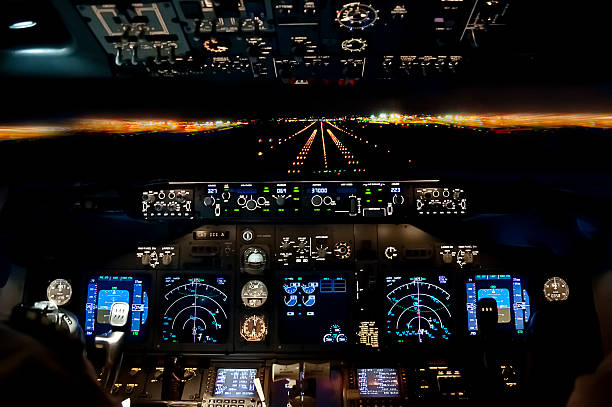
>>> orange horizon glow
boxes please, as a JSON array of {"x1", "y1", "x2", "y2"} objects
[
  {"x1": 365, "y1": 113, "x2": 612, "y2": 129},
  {"x1": 4, "y1": 114, "x2": 612, "y2": 141}
]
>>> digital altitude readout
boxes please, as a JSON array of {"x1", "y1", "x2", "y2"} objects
[
  {"x1": 466, "y1": 275, "x2": 531, "y2": 335},
  {"x1": 357, "y1": 368, "x2": 400, "y2": 398},
  {"x1": 84, "y1": 274, "x2": 149, "y2": 342}
]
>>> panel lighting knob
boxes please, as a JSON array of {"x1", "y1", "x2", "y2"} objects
[
  {"x1": 161, "y1": 254, "x2": 173, "y2": 266},
  {"x1": 311, "y1": 195, "x2": 323, "y2": 207},
  {"x1": 442, "y1": 252, "x2": 453, "y2": 264}
]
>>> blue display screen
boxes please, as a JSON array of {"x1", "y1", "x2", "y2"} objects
[
  {"x1": 466, "y1": 274, "x2": 531, "y2": 335},
  {"x1": 84, "y1": 274, "x2": 150, "y2": 341},
  {"x1": 280, "y1": 273, "x2": 349, "y2": 344},
  {"x1": 214, "y1": 369, "x2": 257, "y2": 398}
]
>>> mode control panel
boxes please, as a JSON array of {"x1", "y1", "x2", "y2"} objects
[{"x1": 142, "y1": 181, "x2": 467, "y2": 222}]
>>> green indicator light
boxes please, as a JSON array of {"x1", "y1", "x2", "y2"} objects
[
  {"x1": 263, "y1": 209, "x2": 270, "y2": 212},
  {"x1": 314, "y1": 208, "x2": 321, "y2": 212},
  {"x1": 278, "y1": 209, "x2": 284, "y2": 212},
  {"x1": 377, "y1": 199, "x2": 383, "y2": 203},
  {"x1": 298, "y1": 277, "x2": 302, "y2": 280},
  {"x1": 366, "y1": 199, "x2": 371, "y2": 203},
  {"x1": 365, "y1": 192, "x2": 371, "y2": 195},
  {"x1": 294, "y1": 208, "x2": 299, "y2": 211},
  {"x1": 378, "y1": 188, "x2": 383, "y2": 192},
  {"x1": 224, "y1": 208, "x2": 228, "y2": 212},
  {"x1": 293, "y1": 197, "x2": 299, "y2": 200},
  {"x1": 234, "y1": 208, "x2": 239, "y2": 212}
]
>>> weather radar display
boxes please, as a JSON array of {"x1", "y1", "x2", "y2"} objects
[
  {"x1": 385, "y1": 275, "x2": 453, "y2": 343},
  {"x1": 160, "y1": 275, "x2": 230, "y2": 344}
]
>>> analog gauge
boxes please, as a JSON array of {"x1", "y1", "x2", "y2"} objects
[
  {"x1": 543, "y1": 277, "x2": 569, "y2": 302},
  {"x1": 341, "y1": 38, "x2": 367, "y2": 53},
  {"x1": 240, "y1": 315, "x2": 267, "y2": 342},
  {"x1": 337, "y1": 3, "x2": 379, "y2": 31},
  {"x1": 242, "y1": 246, "x2": 267, "y2": 273},
  {"x1": 46, "y1": 278, "x2": 72, "y2": 306},
  {"x1": 333, "y1": 241, "x2": 352, "y2": 260},
  {"x1": 203, "y1": 38, "x2": 229, "y2": 53},
  {"x1": 241, "y1": 280, "x2": 268, "y2": 308}
]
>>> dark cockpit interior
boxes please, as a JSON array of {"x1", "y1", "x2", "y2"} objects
[{"x1": 2, "y1": 1, "x2": 612, "y2": 407}]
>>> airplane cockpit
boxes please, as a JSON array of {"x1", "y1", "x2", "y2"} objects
[{"x1": 1, "y1": 1, "x2": 612, "y2": 407}]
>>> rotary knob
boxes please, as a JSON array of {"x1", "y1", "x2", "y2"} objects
[
  {"x1": 154, "y1": 203, "x2": 164, "y2": 212},
  {"x1": 392, "y1": 194, "x2": 405, "y2": 205},
  {"x1": 275, "y1": 196, "x2": 286, "y2": 207},
  {"x1": 203, "y1": 196, "x2": 215, "y2": 206},
  {"x1": 442, "y1": 252, "x2": 454, "y2": 264},
  {"x1": 317, "y1": 247, "x2": 327, "y2": 259},
  {"x1": 311, "y1": 195, "x2": 323, "y2": 207},
  {"x1": 161, "y1": 253, "x2": 173, "y2": 266},
  {"x1": 245, "y1": 199, "x2": 258, "y2": 211}
]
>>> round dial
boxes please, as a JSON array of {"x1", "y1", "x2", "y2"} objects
[
  {"x1": 242, "y1": 247, "x2": 267, "y2": 272},
  {"x1": 240, "y1": 315, "x2": 267, "y2": 342},
  {"x1": 337, "y1": 3, "x2": 378, "y2": 30},
  {"x1": 333, "y1": 241, "x2": 352, "y2": 260},
  {"x1": 543, "y1": 277, "x2": 569, "y2": 302},
  {"x1": 46, "y1": 278, "x2": 72, "y2": 306},
  {"x1": 241, "y1": 280, "x2": 268, "y2": 308},
  {"x1": 341, "y1": 38, "x2": 367, "y2": 52}
]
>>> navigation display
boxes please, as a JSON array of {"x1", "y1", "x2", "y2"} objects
[
  {"x1": 385, "y1": 275, "x2": 453, "y2": 343},
  {"x1": 357, "y1": 368, "x2": 400, "y2": 398},
  {"x1": 213, "y1": 368, "x2": 257, "y2": 398},
  {"x1": 466, "y1": 274, "x2": 531, "y2": 335},
  {"x1": 160, "y1": 274, "x2": 230, "y2": 344},
  {"x1": 279, "y1": 273, "x2": 349, "y2": 344},
  {"x1": 84, "y1": 274, "x2": 150, "y2": 341}
]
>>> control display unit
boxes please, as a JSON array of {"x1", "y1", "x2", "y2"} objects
[
  {"x1": 466, "y1": 275, "x2": 531, "y2": 335},
  {"x1": 385, "y1": 275, "x2": 453, "y2": 343},
  {"x1": 280, "y1": 273, "x2": 350, "y2": 344},
  {"x1": 213, "y1": 368, "x2": 257, "y2": 398},
  {"x1": 356, "y1": 368, "x2": 400, "y2": 398},
  {"x1": 84, "y1": 274, "x2": 150, "y2": 341},
  {"x1": 160, "y1": 274, "x2": 230, "y2": 344}
]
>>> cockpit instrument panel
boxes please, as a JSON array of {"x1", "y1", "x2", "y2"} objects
[
  {"x1": 466, "y1": 275, "x2": 531, "y2": 335},
  {"x1": 357, "y1": 368, "x2": 400, "y2": 398},
  {"x1": 385, "y1": 275, "x2": 453, "y2": 344},
  {"x1": 84, "y1": 274, "x2": 150, "y2": 341},
  {"x1": 160, "y1": 274, "x2": 230, "y2": 344},
  {"x1": 280, "y1": 273, "x2": 350, "y2": 345}
]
